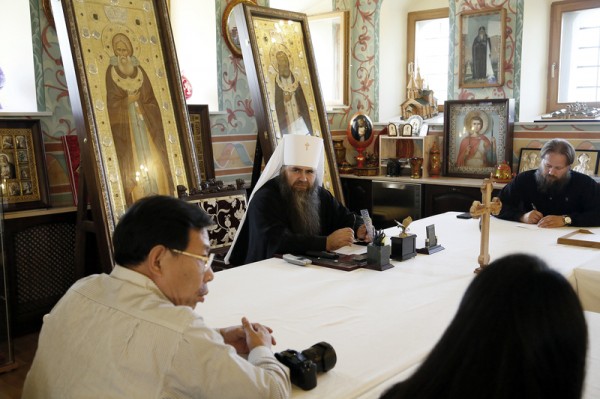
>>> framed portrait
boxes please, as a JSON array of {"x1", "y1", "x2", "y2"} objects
[
  {"x1": 459, "y1": 7, "x2": 506, "y2": 88},
  {"x1": 401, "y1": 124, "x2": 413, "y2": 137},
  {"x1": 52, "y1": 0, "x2": 200, "y2": 235},
  {"x1": 443, "y1": 99, "x2": 514, "y2": 179},
  {"x1": 406, "y1": 115, "x2": 423, "y2": 136},
  {"x1": 221, "y1": 0, "x2": 256, "y2": 58},
  {"x1": 517, "y1": 148, "x2": 542, "y2": 173},
  {"x1": 572, "y1": 150, "x2": 599, "y2": 176},
  {"x1": 187, "y1": 105, "x2": 215, "y2": 181},
  {"x1": 0, "y1": 119, "x2": 49, "y2": 211},
  {"x1": 518, "y1": 148, "x2": 599, "y2": 176},
  {"x1": 347, "y1": 113, "x2": 374, "y2": 149},
  {"x1": 387, "y1": 123, "x2": 398, "y2": 137},
  {"x1": 234, "y1": 3, "x2": 343, "y2": 200}
]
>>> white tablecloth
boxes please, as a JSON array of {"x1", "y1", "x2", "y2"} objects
[{"x1": 196, "y1": 212, "x2": 600, "y2": 398}]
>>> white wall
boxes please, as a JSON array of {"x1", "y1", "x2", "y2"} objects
[
  {"x1": 378, "y1": 0, "x2": 448, "y2": 122},
  {"x1": 0, "y1": 1, "x2": 37, "y2": 112},
  {"x1": 519, "y1": 0, "x2": 553, "y2": 121},
  {"x1": 170, "y1": 0, "x2": 218, "y2": 110}
]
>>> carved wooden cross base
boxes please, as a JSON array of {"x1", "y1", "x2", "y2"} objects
[{"x1": 469, "y1": 177, "x2": 502, "y2": 274}]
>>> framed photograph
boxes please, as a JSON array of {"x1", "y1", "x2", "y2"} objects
[
  {"x1": 518, "y1": 148, "x2": 599, "y2": 176},
  {"x1": 0, "y1": 119, "x2": 49, "y2": 211},
  {"x1": 221, "y1": 0, "x2": 256, "y2": 58},
  {"x1": 52, "y1": 0, "x2": 200, "y2": 234},
  {"x1": 459, "y1": 7, "x2": 506, "y2": 88},
  {"x1": 517, "y1": 147, "x2": 542, "y2": 173},
  {"x1": 443, "y1": 99, "x2": 514, "y2": 179},
  {"x1": 572, "y1": 150, "x2": 599, "y2": 176},
  {"x1": 387, "y1": 122, "x2": 398, "y2": 137},
  {"x1": 406, "y1": 115, "x2": 423, "y2": 136},
  {"x1": 188, "y1": 105, "x2": 215, "y2": 181},
  {"x1": 234, "y1": 3, "x2": 343, "y2": 200},
  {"x1": 401, "y1": 124, "x2": 413, "y2": 137}
]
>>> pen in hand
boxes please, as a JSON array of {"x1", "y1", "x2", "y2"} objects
[{"x1": 531, "y1": 203, "x2": 537, "y2": 211}]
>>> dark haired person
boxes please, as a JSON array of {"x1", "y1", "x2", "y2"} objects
[
  {"x1": 226, "y1": 134, "x2": 370, "y2": 265},
  {"x1": 497, "y1": 138, "x2": 600, "y2": 227},
  {"x1": 23, "y1": 196, "x2": 290, "y2": 398},
  {"x1": 381, "y1": 253, "x2": 588, "y2": 399}
]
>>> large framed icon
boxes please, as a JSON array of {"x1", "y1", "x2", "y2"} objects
[
  {"x1": 51, "y1": 0, "x2": 200, "y2": 236},
  {"x1": 443, "y1": 99, "x2": 514, "y2": 179},
  {"x1": 234, "y1": 3, "x2": 343, "y2": 201}
]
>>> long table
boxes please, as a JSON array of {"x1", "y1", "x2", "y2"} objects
[{"x1": 197, "y1": 212, "x2": 600, "y2": 398}]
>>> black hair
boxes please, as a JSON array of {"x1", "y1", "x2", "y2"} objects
[
  {"x1": 381, "y1": 253, "x2": 587, "y2": 399},
  {"x1": 113, "y1": 195, "x2": 213, "y2": 267}
]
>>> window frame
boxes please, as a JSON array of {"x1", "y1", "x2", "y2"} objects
[
  {"x1": 546, "y1": 0, "x2": 600, "y2": 113},
  {"x1": 407, "y1": 8, "x2": 449, "y2": 112}
]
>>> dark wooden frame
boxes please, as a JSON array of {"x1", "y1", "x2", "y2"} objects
[
  {"x1": 234, "y1": 3, "x2": 343, "y2": 200},
  {"x1": 387, "y1": 123, "x2": 398, "y2": 137},
  {"x1": 443, "y1": 99, "x2": 514, "y2": 179},
  {"x1": 187, "y1": 105, "x2": 215, "y2": 181},
  {"x1": 517, "y1": 147, "x2": 542, "y2": 173},
  {"x1": 52, "y1": 0, "x2": 200, "y2": 236},
  {"x1": 459, "y1": 7, "x2": 506, "y2": 88},
  {"x1": 0, "y1": 119, "x2": 49, "y2": 211}
]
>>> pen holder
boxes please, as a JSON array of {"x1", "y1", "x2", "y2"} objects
[
  {"x1": 391, "y1": 235, "x2": 417, "y2": 261},
  {"x1": 366, "y1": 244, "x2": 392, "y2": 271}
]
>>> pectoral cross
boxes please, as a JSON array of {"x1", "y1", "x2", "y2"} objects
[{"x1": 470, "y1": 177, "x2": 502, "y2": 274}]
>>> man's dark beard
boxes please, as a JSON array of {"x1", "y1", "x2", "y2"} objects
[
  {"x1": 279, "y1": 176, "x2": 321, "y2": 236},
  {"x1": 535, "y1": 167, "x2": 571, "y2": 193}
]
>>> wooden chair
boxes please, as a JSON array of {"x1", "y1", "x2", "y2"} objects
[{"x1": 181, "y1": 189, "x2": 248, "y2": 271}]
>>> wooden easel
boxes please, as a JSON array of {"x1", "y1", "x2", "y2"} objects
[
  {"x1": 73, "y1": 151, "x2": 114, "y2": 277},
  {"x1": 469, "y1": 177, "x2": 502, "y2": 274}
]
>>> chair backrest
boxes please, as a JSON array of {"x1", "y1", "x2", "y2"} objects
[{"x1": 181, "y1": 189, "x2": 248, "y2": 255}]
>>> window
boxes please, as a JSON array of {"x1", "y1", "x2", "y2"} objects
[
  {"x1": 407, "y1": 8, "x2": 449, "y2": 110},
  {"x1": 547, "y1": 0, "x2": 600, "y2": 112},
  {"x1": 169, "y1": 0, "x2": 218, "y2": 110}
]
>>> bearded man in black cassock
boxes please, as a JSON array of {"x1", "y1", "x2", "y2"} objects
[{"x1": 226, "y1": 135, "x2": 371, "y2": 266}]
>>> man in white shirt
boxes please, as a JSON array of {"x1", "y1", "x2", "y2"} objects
[{"x1": 22, "y1": 195, "x2": 291, "y2": 398}]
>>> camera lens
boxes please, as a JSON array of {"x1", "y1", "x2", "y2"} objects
[{"x1": 301, "y1": 341, "x2": 337, "y2": 373}]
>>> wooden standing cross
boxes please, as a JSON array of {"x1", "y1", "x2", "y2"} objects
[{"x1": 469, "y1": 177, "x2": 502, "y2": 274}]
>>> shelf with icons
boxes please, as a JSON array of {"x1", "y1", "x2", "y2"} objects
[{"x1": 378, "y1": 135, "x2": 438, "y2": 178}]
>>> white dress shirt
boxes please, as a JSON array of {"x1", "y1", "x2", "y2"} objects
[{"x1": 22, "y1": 266, "x2": 290, "y2": 399}]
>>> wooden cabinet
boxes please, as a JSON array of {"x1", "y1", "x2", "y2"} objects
[
  {"x1": 4, "y1": 209, "x2": 80, "y2": 336},
  {"x1": 342, "y1": 176, "x2": 504, "y2": 221},
  {"x1": 378, "y1": 135, "x2": 437, "y2": 177},
  {"x1": 342, "y1": 178, "x2": 371, "y2": 214},
  {"x1": 423, "y1": 184, "x2": 500, "y2": 217}
]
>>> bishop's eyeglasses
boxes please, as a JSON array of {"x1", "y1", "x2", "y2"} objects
[{"x1": 171, "y1": 249, "x2": 215, "y2": 272}]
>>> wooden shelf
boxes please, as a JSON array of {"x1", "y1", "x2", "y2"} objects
[{"x1": 378, "y1": 135, "x2": 437, "y2": 178}]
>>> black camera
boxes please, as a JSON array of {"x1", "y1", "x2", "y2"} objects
[{"x1": 275, "y1": 342, "x2": 337, "y2": 391}]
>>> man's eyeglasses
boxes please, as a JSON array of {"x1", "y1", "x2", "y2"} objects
[{"x1": 171, "y1": 249, "x2": 214, "y2": 272}]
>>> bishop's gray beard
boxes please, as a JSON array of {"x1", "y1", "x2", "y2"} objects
[
  {"x1": 279, "y1": 177, "x2": 321, "y2": 236},
  {"x1": 535, "y1": 167, "x2": 571, "y2": 193}
]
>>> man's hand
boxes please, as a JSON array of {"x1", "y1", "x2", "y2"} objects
[
  {"x1": 520, "y1": 210, "x2": 543, "y2": 224},
  {"x1": 537, "y1": 215, "x2": 567, "y2": 228},
  {"x1": 241, "y1": 317, "x2": 276, "y2": 352},
  {"x1": 221, "y1": 318, "x2": 275, "y2": 354},
  {"x1": 326, "y1": 227, "x2": 354, "y2": 251},
  {"x1": 356, "y1": 224, "x2": 373, "y2": 243}
]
